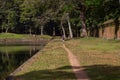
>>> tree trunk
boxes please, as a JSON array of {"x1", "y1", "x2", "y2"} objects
[
  {"x1": 29, "y1": 48, "x2": 32, "y2": 57},
  {"x1": 29, "y1": 28, "x2": 32, "y2": 35},
  {"x1": 41, "y1": 26, "x2": 44, "y2": 35},
  {"x1": 2, "y1": 25, "x2": 4, "y2": 33},
  {"x1": 5, "y1": 27, "x2": 9, "y2": 33},
  {"x1": 80, "y1": 11, "x2": 87, "y2": 37},
  {"x1": 61, "y1": 21, "x2": 66, "y2": 39},
  {"x1": 114, "y1": 18, "x2": 119, "y2": 39},
  {"x1": 79, "y1": 0, "x2": 87, "y2": 37},
  {"x1": 66, "y1": 13, "x2": 73, "y2": 38},
  {"x1": 53, "y1": 27, "x2": 55, "y2": 36},
  {"x1": 76, "y1": 29, "x2": 78, "y2": 38},
  {"x1": 5, "y1": 50, "x2": 9, "y2": 59}
]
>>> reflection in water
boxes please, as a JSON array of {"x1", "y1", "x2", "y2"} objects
[{"x1": 0, "y1": 45, "x2": 42, "y2": 80}]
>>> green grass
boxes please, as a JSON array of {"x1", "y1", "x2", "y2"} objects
[
  {"x1": 15, "y1": 39, "x2": 76, "y2": 80},
  {"x1": 0, "y1": 33, "x2": 52, "y2": 39},
  {"x1": 0, "y1": 33, "x2": 25, "y2": 39},
  {"x1": 0, "y1": 46, "x2": 42, "y2": 53},
  {"x1": 37, "y1": 35, "x2": 52, "y2": 39},
  {"x1": 11, "y1": 37, "x2": 120, "y2": 80},
  {"x1": 66, "y1": 37, "x2": 120, "y2": 80}
]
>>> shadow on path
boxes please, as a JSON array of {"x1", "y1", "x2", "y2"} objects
[
  {"x1": 84, "y1": 65, "x2": 120, "y2": 80},
  {"x1": 16, "y1": 66, "x2": 76, "y2": 80},
  {"x1": 11, "y1": 65, "x2": 120, "y2": 80}
]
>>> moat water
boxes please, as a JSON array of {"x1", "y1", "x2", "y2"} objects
[{"x1": 0, "y1": 44, "x2": 44, "y2": 80}]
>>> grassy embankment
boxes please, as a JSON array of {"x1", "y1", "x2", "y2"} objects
[
  {"x1": 0, "y1": 33, "x2": 52, "y2": 53},
  {"x1": 66, "y1": 37, "x2": 120, "y2": 80},
  {"x1": 4, "y1": 36, "x2": 120, "y2": 80},
  {"x1": 14, "y1": 39, "x2": 76, "y2": 80},
  {"x1": 0, "y1": 33, "x2": 51, "y2": 39},
  {"x1": 0, "y1": 46, "x2": 43, "y2": 53}
]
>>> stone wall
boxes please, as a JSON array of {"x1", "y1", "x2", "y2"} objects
[{"x1": 90, "y1": 18, "x2": 120, "y2": 39}]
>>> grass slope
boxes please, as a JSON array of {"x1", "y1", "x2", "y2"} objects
[
  {"x1": 0, "y1": 33, "x2": 25, "y2": 39},
  {"x1": 15, "y1": 39, "x2": 76, "y2": 80},
  {"x1": 66, "y1": 37, "x2": 120, "y2": 80},
  {"x1": 0, "y1": 33, "x2": 52, "y2": 39},
  {"x1": 0, "y1": 46, "x2": 42, "y2": 53}
]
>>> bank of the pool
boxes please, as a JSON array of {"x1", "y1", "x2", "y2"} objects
[
  {"x1": 10, "y1": 39, "x2": 76, "y2": 80},
  {"x1": 0, "y1": 33, "x2": 52, "y2": 45}
]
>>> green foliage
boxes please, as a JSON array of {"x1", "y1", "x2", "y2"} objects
[
  {"x1": 62, "y1": 4, "x2": 74, "y2": 13},
  {"x1": 0, "y1": 0, "x2": 119, "y2": 36},
  {"x1": 7, "y1": 10, "x2": 17, "y2": 30},
  {"x1": 20, "y1": 0, "x2": 36, "y2": 23},
  {"x1": 85, "y1": 0, "x2": 120, "y2": 29},
  {"x1": 103, "y1": 0, "x2": 120, "y2": 20},
  {"x1": 85, "y1": 0, "x2": 102, "y2": 6},
  {"x1": 0, "y1": 0, "x2": 23, "y2": 33}
]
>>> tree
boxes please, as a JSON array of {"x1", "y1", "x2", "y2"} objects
[
  {"x1": 85, "y1": 0, "x2": 120, "y2": 37},
  {"x1": 20, "y1": 0, "x2": 38, "y2": 35},
  {"x1": 60, "y1": 2, "x2": 74, "y2": 38},
  {"x1": 0, "y1": 0, "x2": 6, "y2": 9},
  {"x1": 6, "y1": 10, "x2": 17, "y2": 33},
  {"x1": 0, "y1": 0, "x2": 119, "y2": 37},
  {"x1": 0, "y1": 0, "x2": 18, "y2": 33},
  {"x1": 78, "y1": 0, "x2": 88, "y2": 37}
]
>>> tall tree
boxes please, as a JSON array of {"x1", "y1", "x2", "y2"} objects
[
  {"x1": 6, "y1": 10, "x2": 17, "y2": 33},
  {"x1": 20, "y1": 0, "x2": 37, "y2": 34},
  {"x1": 61, "y1": 1, "x2": 74, "y2": 38},
  {"x1": 78, "y1": 0, "x2": 87, "y2": 37}
]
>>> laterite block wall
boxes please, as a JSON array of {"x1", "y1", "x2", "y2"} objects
[{"x1": 98, "y1": 19, "x2": 120, "y2": 39}]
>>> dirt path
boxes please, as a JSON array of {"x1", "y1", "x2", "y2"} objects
[{"x1": 63, "y1": 44, "x2": 90, "y2": 80}]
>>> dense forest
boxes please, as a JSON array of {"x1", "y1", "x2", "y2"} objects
[{"x1": 0, "y1": 0, "x2": 120, "y2": 38}]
